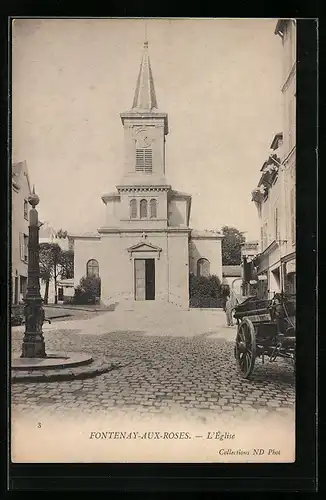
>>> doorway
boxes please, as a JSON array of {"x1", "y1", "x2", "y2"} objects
[{"x1": 134, "y1": 258, "x2": 155, "y2": 301}]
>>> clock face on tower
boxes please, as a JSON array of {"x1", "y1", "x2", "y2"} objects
[{"x1": 136, "y1": 130, "x2": 152, "y2": 148}]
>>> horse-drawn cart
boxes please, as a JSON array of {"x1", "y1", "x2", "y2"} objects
[{"x1": 233, "y1": 293, "x2": 296, "y2": 378}]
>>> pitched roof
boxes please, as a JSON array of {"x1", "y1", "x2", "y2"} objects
[
  {"x1": 131, "y1": 41, "x2": 158, "y2": 112},
  {"x1": 191, "y1": 229, "x2": 224, "y2": 239},
  {"x1": 69, "y1": 232, "x2": 101, "y2": 239}
]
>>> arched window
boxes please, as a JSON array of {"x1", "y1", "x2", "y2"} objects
[
  {"x1": 130, "y1": 199, "x2": 137, "y2": 219},
  {"x1": 86, "y1": 259, "x2": 99, "y2": 278},
  {"x1": 197, "y1": 258, "x2": 210, "y2": 277},
  {"x1": 140, "y1": 199, "x2": 148, "y2": 219},
  {"x1": 150, "y1": 199, "x2": 157, "y2": 218}
]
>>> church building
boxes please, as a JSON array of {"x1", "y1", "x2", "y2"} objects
[{"x1": 72, "y1": 40, "x2": 223, "y2": 309}]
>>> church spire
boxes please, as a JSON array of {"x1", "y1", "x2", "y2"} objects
[{"x1": 131, "y1": 40, "x2": 158, "y2": 112}]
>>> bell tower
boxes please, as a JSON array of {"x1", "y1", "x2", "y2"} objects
[{"x1": 119, "y1": 40, "x2": 169, "y2": 188}]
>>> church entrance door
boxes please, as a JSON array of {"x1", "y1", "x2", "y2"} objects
[{"x1": 134, "y1": 258, "x2": 155, "y2": 301}]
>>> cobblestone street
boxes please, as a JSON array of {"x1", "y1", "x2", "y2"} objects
[{"x1": 11, "y1": 310, "x2": 295, "y2": 422}]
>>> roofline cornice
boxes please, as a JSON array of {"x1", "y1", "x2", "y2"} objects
[
  {"x1": 98, "y1": 227, "x2": 191, "y2": 235},
  {"x1": 120, "y1": 112, "x2": 169, "y2": 135},
  {"x1": 116, "y1": 185, "x2": 171, "y2": 193}
]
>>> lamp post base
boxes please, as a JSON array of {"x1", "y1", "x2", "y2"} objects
[{"x1": 21, "y1": 337, "x2": 47, "y2": 358}]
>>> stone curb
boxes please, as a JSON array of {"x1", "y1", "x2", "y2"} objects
[
  {"x1": 11, "y1": 359, "x2": 124, "y2": 383},
  {"x1": 47, "y1": 314, "x2": 72, "y2": 320},
  {"x1": 43, "y1": 305, "x2": 112, "y2": 312}
]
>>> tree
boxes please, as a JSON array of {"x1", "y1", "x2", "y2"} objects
[
  {"x1": 60, "y1": 250, "x2": 74, "y2": 279},
  {"x1": 39, "y1": 243, "x2": 74, "y2": 304},
  {"x1": 39, "y1": 243, "x2": 61, "y2": 304},
  {"x1": 221, "y1": 226, "x2": 246, "y2": 265},
  {"x1": 189, "y1": 273, "x2": 222, "y2": 308},
  {"x1": 56, "y1": 228, "x2": 68, "y2": 239},
  {"x1": 73, "y1": 276, "x2": 101, "y2": 304}
]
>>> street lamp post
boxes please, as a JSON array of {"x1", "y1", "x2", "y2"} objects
[{"x1": 21, "y1": 187, "x2": 47, "y2": 358}]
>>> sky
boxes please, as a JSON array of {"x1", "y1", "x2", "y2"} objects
[{"x1": 12, "y1": 18, "x2": 283, "y2": 240}]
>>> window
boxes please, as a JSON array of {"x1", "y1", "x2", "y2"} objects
[
  {"x1": 24, "y1": 235, "x2": 28, "y2": 262},
  {"x1": 140, "y1": 199, "x2": 148, "y2": 219},
  {"x1": 24, "y1": 200, "x2": 28, "y2": 220},
  {"x1": 136, "y1": 149, "x2": 152, "y2": 173},
  {"x1": 197, "y1": 258, "x2": 210, "y2": 277},
  {"x1": 19, "y1": 233, "x2": 24, "y2": 261},
  {"x1": 130, "y1": 199, "x2": 137, "y2": 219},
  {"x1": 150, "y1": 199, "x2": 157, "y2": 218},
  {"x1": 290, "y1": 187, "x2": 296, "y2": 245},
  {"x1": 86, "y1": 259, "x2": 99, "y2": 278},
  {"x1": 20, "y1": 233, "x2": 28, "y2": 262}
]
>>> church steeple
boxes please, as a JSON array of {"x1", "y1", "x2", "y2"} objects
[
  {"x1": 131, "y1": 40, "x2": 158, "y2": 112},
  {"x1": 119, "y1": 39, "x2": 169, "y2": 187}
]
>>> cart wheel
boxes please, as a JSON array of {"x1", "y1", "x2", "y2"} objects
[{"x1": 235, "y1": 318, "x2": 256, "y2": 379}]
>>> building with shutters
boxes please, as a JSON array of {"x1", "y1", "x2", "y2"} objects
[
  {"x1": 71, "y1": 40, "x2": 223, "y2": 309},
  {"x1": 12, "y1": 160, "x2": 32, "y2": 304},
  {"x1": 250, "y1": 19, "x2": 296, "y2": 298}
]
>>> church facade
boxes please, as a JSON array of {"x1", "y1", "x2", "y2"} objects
[{"x1": 72, "y1": 41, "x2": 223, "y2": 309}]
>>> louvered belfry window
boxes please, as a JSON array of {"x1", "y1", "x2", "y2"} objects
[{"x1": 136, "y1": 148, "x2": 152, "y2": 173}]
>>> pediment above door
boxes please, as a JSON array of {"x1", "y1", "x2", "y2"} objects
[{"x1": 127, "y1": 241, "x2": 162, "y2": 259}]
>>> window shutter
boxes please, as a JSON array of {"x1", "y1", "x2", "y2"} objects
[
  {"x1": 144, "y1": 149, "x2": 152, "y2": 173},
  {"x1": 136, "y1": 149, "x2": 152, "y2": 173},
  {"x1": 24, "y1": 200, "x2": 28, "y2": 219},
  {"x1": 19, "y1": 233, "x2": 24, "y2": 260},
  {"x1": 24, "y1": 235, "x2": 28, "y2": 262}
]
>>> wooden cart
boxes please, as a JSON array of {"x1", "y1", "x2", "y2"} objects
[{"x1": 233, "y1": 293, "x2": 296, "y2": 378}]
